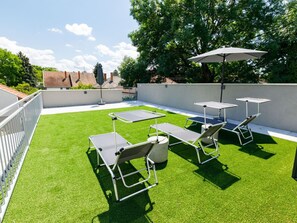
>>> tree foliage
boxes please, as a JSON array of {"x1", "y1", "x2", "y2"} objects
[
  {"x1": 0, "y1": 48, "x2": 23, "y2": 86},
  {"x1": 17, "y1": 52, "x2": 37, "y2": 87},
  {"x1": 13, "y1": 82, "x2": 38, "y2": 95},
  {"x1": 71, "y1": 83, "x2": 94, "y2": 89},
  {"x1": 118, "y1": 56, "x2": 150, "y2": 87},
  {"x1": 128, "y1": 0, "x2": 286, "y2": 83},
  {"x1": 261, "y1": 0, "x2": 297, "y2": 82}
]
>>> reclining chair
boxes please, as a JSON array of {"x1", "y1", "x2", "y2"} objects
[
  {"x1": 149, "y1": 122, "x2": 225, "y2": 164},
  {"x1": 186, "y1": 114, "x2": 259, "y2": 146},
  {"x1": 89, "y1": 132, "x2": 158, "y2": 202},
  {"x1": 221, "y1": 114, "x2": 259, "y2": 146}
]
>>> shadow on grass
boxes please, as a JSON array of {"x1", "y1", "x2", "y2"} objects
[
  {"x1": 187, "y1": 123, "x2": 276, "y2": 159},
  {"x1": 169, "y1": 143, "x2": 240, "y2": 190},
  {"x1": 194, "y1": 160, "x2": 241, "y2": 190},
  {"x1": 86, "y1": 149, "x2": 155, "y2": 223},
  {"x1": 238, "y1": 144, "x2": 275, "y2": 159},
  {"x1": 188, "y1": 122, "x2": 277, "y2": 145}
]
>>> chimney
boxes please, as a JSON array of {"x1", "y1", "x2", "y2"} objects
[
  {"x1": 78, "y1": 71, "x2": 81, "y2": 80},
  {"x1": 63, "y1": 71, "x2": 67, "y2": 81},
  {"x1": 103, "y1": 73, "x2": 106, "y2": 81},
  {"x1": 110, "y1": 72, "x2": 113, "y2": 82}
]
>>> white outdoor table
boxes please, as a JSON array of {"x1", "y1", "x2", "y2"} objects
[
  {"x1": 194, "y1": 101, "x2": 238, "y2": 123},
  {"x1": 108, "y1": 110, "x2": 166, "y2": 153},
  {"x1": 236, "y1": 97, "x2": 270, "y2": 117},
  {"x1": 110, "y1": 110, "x2": 165, "y2": 123}
]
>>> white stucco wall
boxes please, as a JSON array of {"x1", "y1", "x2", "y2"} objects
[
  {"x1": 137, "y1": 83, "x2": 297, "y2": 132},
  {"x1": 42, "y1": 89, "x2": 123, "y2": 108},
  {"x1": 0, "y1": 89, "x2": 18, "y2": 110}
]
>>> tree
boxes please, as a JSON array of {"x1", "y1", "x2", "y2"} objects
[
  {"x1": 13, "y1": 82, "x2": 38, "y2": 95},
  {"x1": 118, "y1": 56, "x2": 150, "y2": 87},
  {"x1": 129, "y1": 0, "x2": 284, "y2": 83},
  {"x1": 113, "y1": 69, "x2": 119, "y2": 76},
  {"x1": 0, "y1": 48, "x2": 23, "y2": 86},
  {"x1": 17, "y1": 52, "x2": 37, "y2": 87},
  {"x1": 261, "y1": 0, "x2": 297, "y2": 82}
]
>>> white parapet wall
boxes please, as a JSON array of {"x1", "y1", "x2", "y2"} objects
[
  {"x1": 137, "y1": 83, "x2": 297, "y2": 133},
  {"x1": 42, "y1": 89, "x2": 123, "y2": 108}
]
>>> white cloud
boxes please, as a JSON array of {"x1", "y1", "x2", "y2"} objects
[
  {"x1": 75, "y1": 49, "x2": 81, "y2": 53},
  {"x1": 88, "y1": 36, "x2": 96, "y2": 41},
  {"x1": 0, "y1": 37, "x2": 56, "y2": 67},
  {"x1": 48, "y1": 28, "x2": 63, "y2": 34},
  {"x1": 96, "y1": 44, "x2": 116, "y2": 57},
  {"x1": 0, "y1": 36, "x2": 98, "y2": 72},
  {"x1": 65, "y1": 43, "x2": 73, "y2": 47},
  {"x1": 0, "y1": 36, "x2": 138, "y2": 75},
  {"x1": 95, "y1": 42, "x2": 139, "y2": 73},
  {"x1": 65, "y1": 23, "x2": 95, "y2": 41},
  {"x1": 57, "y1": 55, "x2": 97, "y2": 72}
]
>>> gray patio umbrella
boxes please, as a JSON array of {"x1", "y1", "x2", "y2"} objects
[
  {"x1": 189, "y1": 47, "x2": 267, "y2": 102},
  {"x1": 96, "y1": 63, "x2": 105, "y2": 104}
]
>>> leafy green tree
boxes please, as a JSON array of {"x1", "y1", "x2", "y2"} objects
[
  {"x1": 129, "y1": 0, "x2": 284, "y2": 83},
  {"x1": 17, "y1": 52, "x2": 37, "y2": 87},
  {"x1": 71, "y1": 83, "x2": 94, "y2": 89},
  {"x1": 0, "y1": 48, "x2": 23, "y2": 86},
  {"x1": 118, "y1": 56, "x2": 150, "y2": 87},
  {"x1": 261, "y1": 0, "x2": 297, "y2": 82},
  {"x1": 13, "y1": 82, "x2": 38, "y2": 95},
  {"x1": 113, "y1": 69, "x2": 119, "y2": 76}
]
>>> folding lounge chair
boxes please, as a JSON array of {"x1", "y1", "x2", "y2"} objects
[
  {"x1": 149, "y1": 122, "x2": 225, "y2": 164},
  {"x1": 185, "y1": 116, "x2": 222, "y2": 127},
  {"x1": 222, "y1": 114, "x2": 259, "y2": 146},
  {"x1": 89, "y1": 132, "x2": 158, "y2": 202}
]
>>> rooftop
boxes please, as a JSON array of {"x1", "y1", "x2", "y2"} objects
[
  {"x1": 2, "y1": 101, "x2": 297, "y2": 222},
  {"x1": 0, "y1": 83, "x2": 28, "y2": 99}
]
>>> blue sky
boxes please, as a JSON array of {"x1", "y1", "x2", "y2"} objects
[{"x1": 0, "y1": 0, "x2": 139, "y2": 75}]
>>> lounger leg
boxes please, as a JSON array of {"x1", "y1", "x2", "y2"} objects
[{"x1": 112, "y1": 177, "x2": 119, "y2": 201}]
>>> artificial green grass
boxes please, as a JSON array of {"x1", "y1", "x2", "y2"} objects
[{"x1": 3, "y1": 106, "x2": 297, "y2": 222}]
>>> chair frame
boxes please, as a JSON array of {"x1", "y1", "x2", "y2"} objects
[
  {"x1": 89, "y1": 132, "x2": 158, "y2": 202},
  {"x1": 186, "y1": 114, "x2": 259, "y2": 146},
  {"x1": 149, "y1": 122, "x2": 225, "y2": 164}
]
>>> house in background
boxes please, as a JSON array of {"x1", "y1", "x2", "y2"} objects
[
  {"x1": 43, "y1": 71, "x2": 98, "y2": 89},
  {"x1": 68, "y1": 71, "x2": 98, "y2": 88},
  {"x1": 43, "y1": 71, "x2": 123, "y2": 90},
  {"x1": 102, "y1": 73, "x2": 122, "y2": 89},
  {"x1": 0, "y1": 84, "x2": 28, "y2": 119},
  {"x1": 43, "y1": 71, "x2": 72, "y2": 90}
]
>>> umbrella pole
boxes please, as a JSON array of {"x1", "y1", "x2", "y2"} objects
[
  {"x1": 219, "y1": 55, "x2": 226, "y2": 103},
  {"x1": 99, "y1": 85, "x2": 104, "y2": 104}
]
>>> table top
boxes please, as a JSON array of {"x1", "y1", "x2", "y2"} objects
[
  {"x1": 194, "y1": 101, "x2": 238, "y2": 109},
  {"x1": 236, "y1": 97, "x2": 271, "y2": 104},
  {"x1": 110, "y1": 110, "x2": 165, "y2": 123}
]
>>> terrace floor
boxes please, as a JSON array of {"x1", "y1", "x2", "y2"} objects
[{"x1": 3, "y1": 102, "x2": 297, "y2": 222}]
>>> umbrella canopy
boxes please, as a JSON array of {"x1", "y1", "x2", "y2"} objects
[
  {"x1": 189, "y1": 47, "x2": 267, "y2": 63},
  {"x1": 189, "y1": 47, "x2": 267, "y2": 102},
  {"x1": 96, "y1": 63, "x2": 104, "y2": 86}
]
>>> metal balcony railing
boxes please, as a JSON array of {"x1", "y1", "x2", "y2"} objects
[{"x1": 0, "y1": 91, "x2": 42, "y2": 221}]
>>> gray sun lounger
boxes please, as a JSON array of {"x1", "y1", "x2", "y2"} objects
[
  {"x1": 222, "y1": 114, "x2": 259, "y2": 146},
  {"x1": 149, "y1": 122, "x2": 225, "y2": 164},
  {"x1": 186, "y1": 114, "x2": 259, "y2": 146},
  {"x1": 89, "y1": 132, "x2": 158, "y2": 202}
]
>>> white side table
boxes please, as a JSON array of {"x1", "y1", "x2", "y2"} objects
[
  {"x1": 201, "y1": 124, "x2": 219, "y2": 144},
  {"x1": 147, "y1": 136, "x2": 169, "y2": 163}
]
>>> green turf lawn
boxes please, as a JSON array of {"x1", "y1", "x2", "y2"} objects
[{"x1": 3, "y1": 106, "x2": 297, "y2": 222}]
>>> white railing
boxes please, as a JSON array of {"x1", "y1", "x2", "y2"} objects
[{"x1": 0, "y1": 91, "x2": 42, "y2": 221}]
